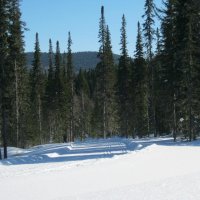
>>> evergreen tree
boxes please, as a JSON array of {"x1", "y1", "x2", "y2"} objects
[
  {"x1": 54, "y1": 41, "x2": 62, "y2": 106},
  {"x1": 117, "y1": 14, "x2": 130, "y2": 138},
  {"x1": 30, "y1": 32, "x2": 44, "y2": 144},
  {"x1": 104, "y1": 26, "x2": 118, "y2": 136},
  {"x1": 0, "y1": 0, "x2": 9, "y2": 158},
  {"x1": 66, "y1": 32, "x2": 74, "y2": 142},
  {"x1": 7, "y1": 0, "x2": 28, "y2": 147},
  {"x1": 95, "y1": 6, "x2": 107, "y2": 138},
  {"x1": 131, "y1": 22, "x2": 148, "y2": 138},
  {"x1": 175, "y1": 0, "x2": 200, "y2": 141},
  {"x1": 94, "y1": 6, "x2": 117, "y2": 138},
  {"x1": 98, "y1": 6, "x2": 106, "y2": 58},
  {"x1": 160, "y1": 0, "x2": 179, "y2": 140},
  {"x1": 158, "y1": 0, "x2": 200, "y2": 141},
  {"x1": 153, "y1": 27, "x2": 163, "y2": 135},
  {"x1": 142, "y1": 0, "x2": 156, "y2": 136},
  {"x1": 44, "y1": 39, "x2": 55, "y2": 142},
  {"x1": 54, "y1": 40, "x2": 65, "y2": 142},
  {"x1": 142, "y1": 0, "x2": 155, "y2": 60}
]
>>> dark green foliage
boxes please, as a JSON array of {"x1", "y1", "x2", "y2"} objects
[
  {"x1": 93, "y1": 6, "x2": 117, "y2": 138},
  {"x1": 74, "y1": 69, "x2": 92, "y2": 140},
  {"x1": 30, "y1": 32, "x2": 44, "y2": 145},
  {"x1": 44, "y1": 39, "x2": 54, "y2": 110},
  {"x1": 0, "y1": 0, "x2": 29, "y2": 157},
  {"x1": 142, "y1": 0, "x2": 157, "y2": 136},
  {"x1": 117, "y1": 15, "x2": 131, "y2": 138},
  {"x1": 43, "y1": 39, "x2": 55, "y2": 143},
  {"x1": 174, "y1": 0, "x2": 200, "y2": 141},
  {"x1": 8, "y1": 0, "x2": 29, "y2": 148},
  {"x1": 142, "y1": 0, "x2": 155, "y2": 60},
  {"x1": 131, "y1": 22, "x2": 148, "y2": 138},
  {"x1": 0, "y1": 0, "x2": 9, "y2": 158},
  {"x1": 66, "y1": 32, "x2": 75, "y2": 142},
  {"x1": 154, "y1": 0, "x2": 200, "y2": 141}
]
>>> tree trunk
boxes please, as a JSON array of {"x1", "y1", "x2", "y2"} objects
[
  {"x1": 152, "y1": 63, "x2": 157, "y2": 137},
  {"x1": 103, "y1": 100, "x2": 106, "y2": 139},
  {"x1": 173, "y1": 93, "x2": 177, "y2": 142},
  {"x1": 70, "y1": 82, "x2": 74, "y2": 142},
  {"x1": 38, "y1": 94, "x2": 42, "y2": 144},
  {"x1": 81, "y1": 91, "x2": 85, "y2": 141},
  {"x1": 15, "y1": 60, "x2": 19, "y2": 147},
  {"x1": 2, "y1": 107, "x2": 7, "y2": 159}
]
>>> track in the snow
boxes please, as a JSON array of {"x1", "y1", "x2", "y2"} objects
[{"x1": 2, "y1": 139, "x2": 130, "y2": 165}]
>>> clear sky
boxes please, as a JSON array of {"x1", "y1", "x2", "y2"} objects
[{"x1": 21, "y1": 0, "x2": 163, "y2": 55}]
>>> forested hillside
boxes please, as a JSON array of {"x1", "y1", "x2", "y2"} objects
[{"x1": 25, "y1": 52, "x2": 120, "y2": 71}]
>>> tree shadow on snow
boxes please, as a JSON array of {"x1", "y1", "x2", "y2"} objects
[
  {"x1": 2, "y1": 140, "x2": 127, "y2": 166},
  {"x1": 2, "y1": 137, "x2": 200, "y2": 166}
]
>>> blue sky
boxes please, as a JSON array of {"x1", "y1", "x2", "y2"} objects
[{"x1": 21, "y1": 0, "x2": 163, "y2": 55}]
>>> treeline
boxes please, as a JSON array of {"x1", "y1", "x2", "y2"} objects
[{"x1": 1, "y1": 0, "x2": 200, "y2": 158}]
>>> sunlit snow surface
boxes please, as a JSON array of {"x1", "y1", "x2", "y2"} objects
[{"x1": 1, "y1": 137, "x2": 200, "y2": 200}]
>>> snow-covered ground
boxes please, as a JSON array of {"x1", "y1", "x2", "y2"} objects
[{"x1": 1, "y1": 137, "x2": 200, "y2": 200}]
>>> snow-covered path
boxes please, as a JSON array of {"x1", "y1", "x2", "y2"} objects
[
  {"x1": 0, "y1": 139, "x2": 129, "y2": 178},
  {"x1": 1, "y1": 138, "x2": 200, "y2": 200}
]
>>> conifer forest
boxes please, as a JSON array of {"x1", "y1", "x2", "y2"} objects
[{"x1": 0, "y1": 0, "x2": 200, "y2": 159}]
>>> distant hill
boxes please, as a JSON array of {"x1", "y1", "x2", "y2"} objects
[{"x1": 25, "y1": 51, "x2": 120, "y2": 71}]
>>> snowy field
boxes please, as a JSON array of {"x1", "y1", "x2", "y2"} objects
[{"x1": 1, "y1": 137, "x2": 200, "y2": 200}]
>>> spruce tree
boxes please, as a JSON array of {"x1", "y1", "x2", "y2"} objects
[
  {"x1": 153, "y1": 27, "x2": 163, "y2": 135},
  {"x1": 117, "y1": 14, "x2": 130, "y2": 138},
  {"x1": 44, "y1": 39, "x2": 55, "y2": 142},
  {"x1": 131, "y1": 22, "x2": 148, "y2": 138},
  {"x1": 142, "y1": 0, "x2": 156, "y2": 136},
  {"x1": 0, "y1": 0, "x2": 9, "y2": 158},
  {"x1": 98, "y1": 6, "x2": 106, "y2": 59},
  {"x1": 104, "y1": 26, "x2": 118, "y2": 136},
  {"x1": 54, "y1": 40, "x2": 65, "y2": 142},
  {"x1": 96, "y1": 6, "x2": 107, "y2": 138},
  {"x1": 160, "y1": 0, "x2": 179, "y2": 140},
  {"x1": 66, "y1": 32, "x2": 74, "y2": 142},
  {"x1": 95, "y1": 6, "x2": 117, "y2": 138},
  {"x1": 7, "y1": 0, "x2": 28, "y2": 147},
  {"x1": 30, "y1": 32, "x2": 44, "y2": 144}
]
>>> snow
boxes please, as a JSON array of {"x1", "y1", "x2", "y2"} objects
[{"x1": 1, "y1": 137, "x2": 200, "y2": 200}]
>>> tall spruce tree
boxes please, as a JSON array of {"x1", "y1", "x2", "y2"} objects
[
  {"x1": 142, "y1": 0, "x2": 156, "y2": 136},
  {"x1": 44, "y1": 39, "x2": 55, "y2": 142},
  {"x1": 95, "y1": 6, "x2": 117, "y2": 138},
  {"x1": 8, "y1": 0, "x2": 28, "y2": 147},
  {"x1": 30, "y1": 32, "x2": 43, "y2": 144},
  {"x1": 0, "y1": 0, "x2": 9, "y2": 158},
  {"x1": 131, "y1": 22, "x2": 148, "y2": 138},
  {"x1": 117, "y1": 14, "x2": 130, "y2": 138},
  {"x1": 54, "y1": 40, "x2": 65, "y2": 142},
  {"x1": 66, "y1": 32, "x2": 74, "y2": 142},
  {"x1": 153, "y1": 27, "x2": 163, "y2": 135},
  {"x1": 96, "y1": 6, "x2": 107, "y2": 138},
  {"x1": 160, "y1": 0, "x2": 179, "y2": 140},
  {"x1": 104, "y1": 26, "x2": 118, "y2": 136}
]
